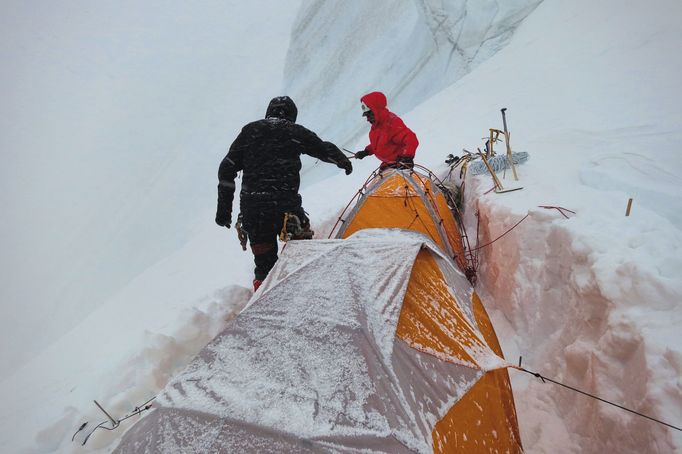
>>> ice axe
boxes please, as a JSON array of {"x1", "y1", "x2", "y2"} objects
[
  {"x1": 342, "y1": 148, "x2": 357, "y2": 158},
  {"x1": 501, "y1": 108, "x2": 519, "y2": 181}
]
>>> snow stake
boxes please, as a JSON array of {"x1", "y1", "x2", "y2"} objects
[
  {"x1": 72, "y1": 396, "x2": 156, "y2": 446},
  {"x1": 626, "y1": 198, "x2": 633, "y2": 216},
  {"x1": 501, "y1": 108, "x2": 519, "y2": 181},
  {"x1": 94, "y1": 400, "x2": 118, "y2": 428}
]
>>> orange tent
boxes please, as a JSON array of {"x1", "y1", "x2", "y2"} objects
[
  {"x1": 335, "y1": 168, "x2": 471, "y2": 273},
  {"x1": 113, "y1": 167, "x2": 522, "y2": 453}
]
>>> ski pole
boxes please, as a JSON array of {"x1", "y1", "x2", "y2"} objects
[{"x1": 342, "y1": 148, "x2": 357, "y2": 158}]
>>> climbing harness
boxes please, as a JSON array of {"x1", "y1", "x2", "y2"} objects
[{"x1": 279, "y1": 212, "x2": 314, "y2": 242}]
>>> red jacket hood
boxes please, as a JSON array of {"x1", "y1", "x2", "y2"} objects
[{"x1": 361, "y1": 92, "x2": 388, "y2": 120}]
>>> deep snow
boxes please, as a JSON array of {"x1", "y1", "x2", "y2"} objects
[{"x1": 1, "y1": 0, "x2": 681, "y2": 453}]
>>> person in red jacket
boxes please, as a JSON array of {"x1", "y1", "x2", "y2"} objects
[{"x1": 354, "y1": 91, "x2": 419, "y2": 169}]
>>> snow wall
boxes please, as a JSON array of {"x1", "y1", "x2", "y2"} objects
[{"x1": 285, "y1": 0, "x2": 542, "y2": 184}]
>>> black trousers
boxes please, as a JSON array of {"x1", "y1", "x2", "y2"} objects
[{"x1": 241, "y1": 206, "x2": 309, "y2": 281}]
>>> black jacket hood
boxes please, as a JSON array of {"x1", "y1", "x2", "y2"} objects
[{"x1": 265, "y1": 96, "x2": 298, "y2": 122}]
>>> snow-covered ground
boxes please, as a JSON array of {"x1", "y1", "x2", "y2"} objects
[{"x1": 1, "y1": 0, "x2": 681, "y2": 452}]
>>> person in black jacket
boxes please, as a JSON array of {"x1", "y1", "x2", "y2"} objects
[{"x1": 215, "y1": 96, "x2": 353, "y2": 291}]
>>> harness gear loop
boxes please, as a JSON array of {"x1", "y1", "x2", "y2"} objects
[
  {"x1": 279, "y1": 212, "x2": 314, "y2": 242},
  {"x1": 235, "y1": 213, "x2": 248, "y2": 251}
]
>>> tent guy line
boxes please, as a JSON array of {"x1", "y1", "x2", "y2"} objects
[
  {"x1": 512, "y1": 359, "x2": 682, "y2": 432},
  {"x1": 72, "y1": 396, "x2": 156, "y2": 446}
]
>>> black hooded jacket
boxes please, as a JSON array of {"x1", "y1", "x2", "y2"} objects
[{"x1": 216, "y1": 96, "x2": 351, "y2": 223}]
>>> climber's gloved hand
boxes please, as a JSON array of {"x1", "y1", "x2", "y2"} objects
[
  {"x1": 216, "y1": 212, "x2": 231, "y2": 229},
  {"x1": 338, "y1": 159, "x2": 353, "y2": 175},
  {"x1": 354, "y1": 149, "x2": 370, "y2": 160}
]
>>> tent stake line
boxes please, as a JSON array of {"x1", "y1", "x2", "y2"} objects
[
  {"x1": 512, "y1": 358, "x2": 682, "y2": 432},
  {"x1": 72, "y1": 396, "x2": 156, "y2": 446}
]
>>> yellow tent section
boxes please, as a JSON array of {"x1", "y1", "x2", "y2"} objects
[{"x1": 335, "y1": 167, "x2": 522, "y2": 453}]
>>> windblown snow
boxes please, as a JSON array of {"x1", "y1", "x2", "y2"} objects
[{"x1": 1, "y1": 0, "x2": 680, "y2": 453}]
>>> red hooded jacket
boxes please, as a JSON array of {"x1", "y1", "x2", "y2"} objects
[{"x1": 361, "y1": 91, "x2": 418, "y2": 165}]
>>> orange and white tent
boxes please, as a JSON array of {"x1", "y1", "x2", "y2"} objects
[
  {"x1": 334, "y1": 167, "x2": 471, "y2": 273},
  {"x1": 114, "y1": 168, "x2": 522, "y2": 453}
]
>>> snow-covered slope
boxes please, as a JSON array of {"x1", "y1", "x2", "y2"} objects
[
  {"x1": 1, "y1": 0, "x2": 681, "y2": 452},
  {"x1": 0, "y1": 1, "x2": 299, "y2": 372},
  {"x1": 287, "y1": 0, "x2": 542, "y2": 141},
  {"x1": 286, "y1": 0, "x2": 542, "y2": 185}
]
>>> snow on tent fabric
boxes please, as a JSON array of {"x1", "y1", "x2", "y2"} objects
[
  {"x1": 335, "y1": 168, "x2": 522, "y2": 452},
  {"x1": 113, "y1": 169, "x2": 522, "y2": 453}
]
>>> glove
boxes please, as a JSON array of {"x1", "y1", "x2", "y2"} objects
[
  {"x1": 215, "y1": 212, "x2": 231, "y2": 229},
  {"x1": 396, "y1": 156, "x2": 414, "y2": 169},
  {"x1": 354, "y1": 149, "x2": 370, "y2": 160},
  {"x1": 338, "y1": 159, "x2": 353, "y2": 175}
]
